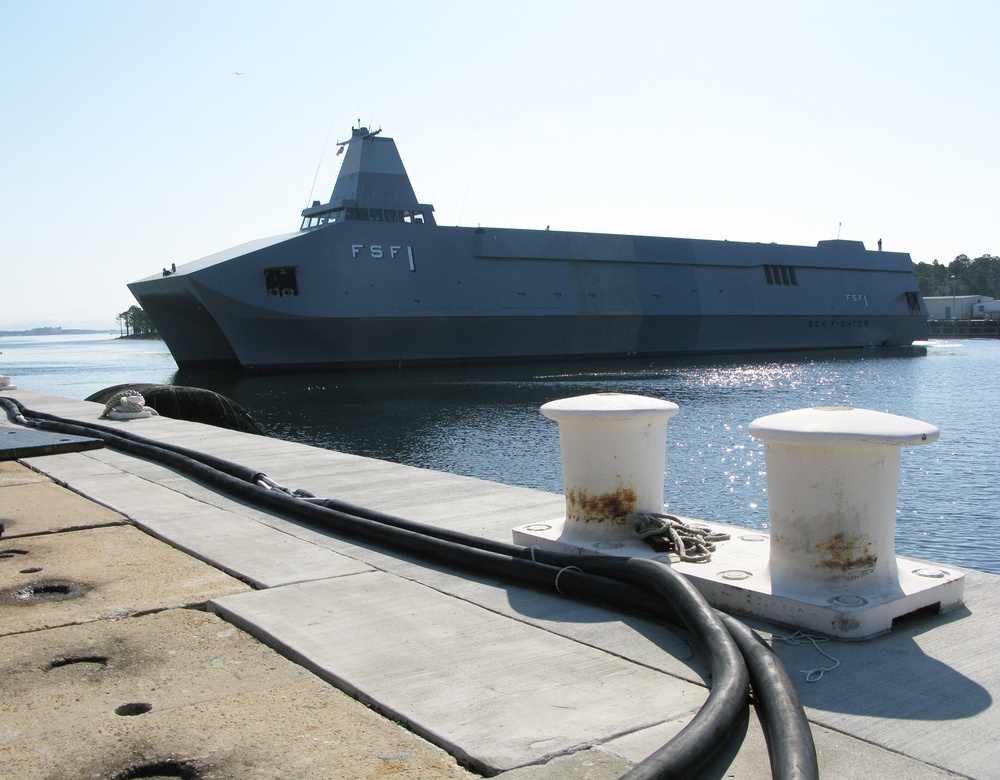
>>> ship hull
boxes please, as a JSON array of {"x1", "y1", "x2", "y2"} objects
[
  {"x1": 130, "y1": 222, "x2": 928, "y2": 371},
  {"x1": 172, "y1": 313, "x2": 926, "y2": 371}
]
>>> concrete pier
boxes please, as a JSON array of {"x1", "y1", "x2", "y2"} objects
[{"x1": 2, "y1": 389, "x2": 998, "y2": 778}]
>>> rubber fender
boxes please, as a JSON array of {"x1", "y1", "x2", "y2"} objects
[{"x1": 86, "y1": 384, "x2": 263, "y2": 435}]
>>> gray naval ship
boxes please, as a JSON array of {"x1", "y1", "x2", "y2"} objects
[{"x1": 129, "y1": 126, "x2": 929, "y2": 371}]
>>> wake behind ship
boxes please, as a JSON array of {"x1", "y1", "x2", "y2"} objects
[{"x1": 129, "y1": 126, "x2": 928, "y2": 371}]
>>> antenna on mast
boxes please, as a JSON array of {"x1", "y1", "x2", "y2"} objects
[{"x1": 306, "y1": 116, "x2": 337, "y2": 207}]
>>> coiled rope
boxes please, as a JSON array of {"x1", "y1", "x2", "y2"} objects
[
  {"x1": 634, "y1": 512, "x2": 731, "y2": 562},
  {"x1": 99, "y1": 390, "x2": 158, "y2": 420}
]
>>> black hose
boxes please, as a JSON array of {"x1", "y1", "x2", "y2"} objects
[
  {"x1": 577, "y1": 556, "x2": 749, "y2": 780},
  {"x1": 719, "y1": 615, "x2": 819, "y2": 780},
  {"x1": 1, "y1": 395, "x2": 817, "y2": 779},
  {"x1": 0, "y1": 397, "x2": 264, "y2": 483}
]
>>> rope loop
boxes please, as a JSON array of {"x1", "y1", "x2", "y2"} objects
[
  {"x1": 770, "y1": 630, "x2": 841, "y2": 682},
  {"x1": 553, "y1": 565, "x2": 582, "y2": 595}
]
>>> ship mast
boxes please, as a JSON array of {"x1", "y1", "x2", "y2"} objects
[{"x1": 299, "y1": 127, "x2": 435, "y2": 228}]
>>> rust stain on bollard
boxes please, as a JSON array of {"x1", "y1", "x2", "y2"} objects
[
  {"x1": 566, "y1": 486, "x2": 637, "y2": 525},
  {"x1": 815, "y1": 531, "x2": 877, "y2": 576}
]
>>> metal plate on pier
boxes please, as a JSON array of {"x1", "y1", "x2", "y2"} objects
[
  {"x1": 514, "y1": 517, "x2": 966, "y2": 640},
  {"x1": 0, "y1": 428, "x2": 104, "y2": 460}
]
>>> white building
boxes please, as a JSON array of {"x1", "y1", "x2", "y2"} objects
[{"x1": 923, "y1": 295, "x2": 996, "y2": 320}]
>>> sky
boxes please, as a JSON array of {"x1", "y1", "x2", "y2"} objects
[{"x1": 1, "y1": 0, "x2": 997, "y2": 330}]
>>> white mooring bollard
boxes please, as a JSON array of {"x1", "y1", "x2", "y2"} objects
[
  {"x1": 748, "y1": 406, "x2": 938, "y2": 598},
  {"x1": 514, "y1": 397, "x2": 965, "y2": 639},
  {"x1": 540, "y1": 393, "x2": 679, "y2": 541}
]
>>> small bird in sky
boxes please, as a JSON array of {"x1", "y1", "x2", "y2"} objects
[{"x1": 233, "y1": 71, "x2": 245, "y2": 76}]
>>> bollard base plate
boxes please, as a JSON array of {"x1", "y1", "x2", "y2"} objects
[{"x1": 512, "y1": 517, "x2": 965, "y2": 640}]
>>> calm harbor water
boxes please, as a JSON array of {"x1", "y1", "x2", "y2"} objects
[{"x1": 2, "y1": 333, "x2": 997, "y2": 574}]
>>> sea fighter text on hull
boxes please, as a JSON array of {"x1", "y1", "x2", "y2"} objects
[{"x1": 129, "y1": 126, "x2": 928, "y2": 371}]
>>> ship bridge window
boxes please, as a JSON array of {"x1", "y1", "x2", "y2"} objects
[
  {"x1": 764, "y1": 264, "x2": 798, "y2": 286},
  {"x1": 341, "y1": 207, "x2": 425, "y2": 223},
  {"x1": 300, "y1": 212, "x2": 341, "y2": 229},
  {"x1": 265, "y1": 267, "x2": 299, "y2": 297}
]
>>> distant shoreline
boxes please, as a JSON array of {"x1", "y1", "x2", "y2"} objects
[
  {"x1": 0, "y1": 330, "x2": 162, "y2": 341},
  {"x1": 0, "y1": 327, "x2": 108, "y2": 337}
]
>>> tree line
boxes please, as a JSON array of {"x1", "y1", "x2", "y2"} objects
[
  {"x1": 914, "y1": 254, "x2": 1000, "y2": 299},
  {"x1": 116, "y1": 305, "x2": 157, "y2": 337}
]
